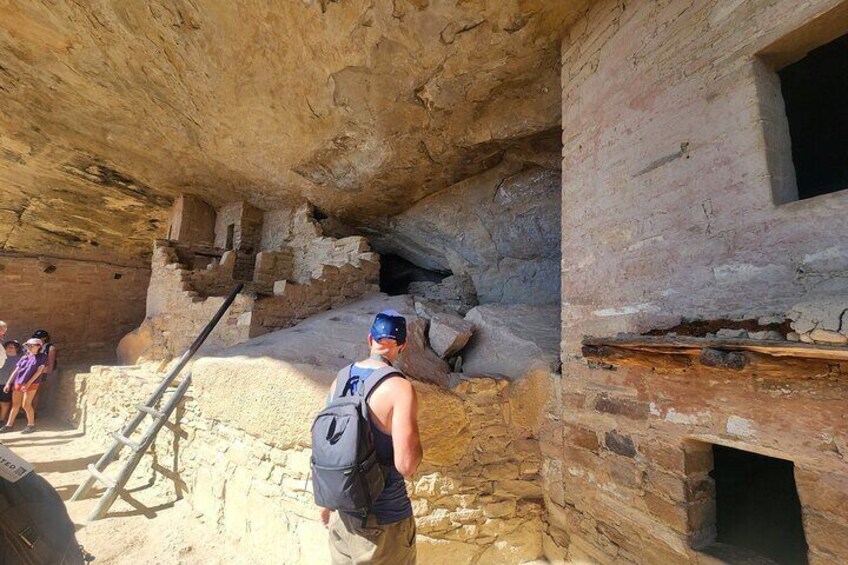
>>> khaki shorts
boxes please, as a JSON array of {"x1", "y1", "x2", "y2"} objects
[{"x1": 329, "y1": 512, "x2": 416, "y2": 565}]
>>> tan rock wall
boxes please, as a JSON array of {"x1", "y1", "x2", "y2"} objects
[
  {"x1": 65, "y1": 365, "x2": 548, "y2": 564},
  {"x1": 555, "y1": 1, "x2": 848, "y2": 563},
  {"x1": 0, "y1": 2, "x2": 588, "y2": 263},
  {"x1": 0, "y1": 255, "x2": 148, "y2": 364}
]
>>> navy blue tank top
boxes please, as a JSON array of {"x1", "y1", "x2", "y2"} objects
[{"x1": 344, "y1": 364, "x2": 413, "y2": 525}]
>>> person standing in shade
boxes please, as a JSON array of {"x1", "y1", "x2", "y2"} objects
[
  {"x1": 322, "y1": 310, "x2": 423, "y2": 565},
  {"x1": 31, "y1": 329, "x2": 56, "y2": 412},
  {"x1": 1, "y1": 338, "x2": 48, "y2": 434},
  {"x1": 0, "y1": 341, "x2": 22, "y2": 423},
  {"x1": 0, "y1": 321, "x2": 7, "y2": 369}
]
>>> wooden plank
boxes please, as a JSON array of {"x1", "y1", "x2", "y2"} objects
[
  {"x1": 582, "y1": 345, "x2": 693, "y2": 370},
  {"x1": 699, "y1": 348, "x2": 746, "y2": 371},
  {"x1": 583, "y1": 334, "x2": 848, "y2": 361},
  {"x1": 111, "y1": 431, "x2": 141, "y2": 452},
  {"x1": 137, "y1": 405, "x2": 165, "y2": 419},
  {"x1": 87, "y1": 464, "x2": 116, "y2": 490},
  {"x1": 582, "y1": 339, "x2": 846, "y2": 379},
  {"x1": 736, "y1": 351, "x2": 841, "y2": 379}
]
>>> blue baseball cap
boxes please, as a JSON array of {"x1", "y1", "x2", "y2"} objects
[{"x1": 370, "y1": 310, "x2": 407, "y2": 345}]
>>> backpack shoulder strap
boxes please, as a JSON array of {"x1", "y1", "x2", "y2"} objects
[
  {"x1": 360, "y1": 365, "x2": 405, "y2": 402},
  {"x1": 331, "y1": 364, "x2": 354, "y2": 400}
]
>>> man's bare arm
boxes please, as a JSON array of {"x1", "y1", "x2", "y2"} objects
[{"x1": 390, "y1": 379, "x2": 423, "y2": 478}]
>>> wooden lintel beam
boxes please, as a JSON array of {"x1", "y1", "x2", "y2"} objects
[
  {"x1": 582, "y1": 342, "x2": 846, "y2": 379},
  {"x1": 582, "y1": 334, "x2": 848, "y2": 362},
  {"x1": 582, "y1": 344, "x2": 693, "y2": 371}
]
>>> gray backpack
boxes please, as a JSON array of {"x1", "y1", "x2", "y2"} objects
[{"x1": 311, "y1": 365, "x2": 401, "y2": 518}]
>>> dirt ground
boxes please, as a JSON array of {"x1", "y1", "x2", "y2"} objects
[{"x1": 0, "y1": 419, "x2": 248, "y2": 565}]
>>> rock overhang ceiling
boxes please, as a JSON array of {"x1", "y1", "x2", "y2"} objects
[{"x1": 0, "y1": 0, "x2": 585, "y2": 264}]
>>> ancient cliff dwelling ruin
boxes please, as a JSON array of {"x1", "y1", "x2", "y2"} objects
[{"x1": 1, "y1": 0, "x2": 847, "y2": 564}]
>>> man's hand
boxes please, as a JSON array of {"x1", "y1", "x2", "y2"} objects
[
  {"x1": 320, "y1": 507, "x2": 332, "y2": 529},
  {"x1": 20, "y1": 385, "x2": 27, "y2": 393}
]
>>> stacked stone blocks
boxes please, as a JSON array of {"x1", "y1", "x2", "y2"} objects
[
  {"x1": 61, "y1": 367, "x2": 549, "y2": 564},
  {"x1": 137, "y1": 232, "x2": 379, "y2": 360}
]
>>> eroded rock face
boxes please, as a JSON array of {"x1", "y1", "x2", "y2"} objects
[
  {"x1": 0, "y1": 0, "x2": 584, "y2": 264},
  {"x1": 191, "y1": 293, "x2": 453, "y2": 447},
  {"x1": 788, "y1": 293, "x2": 848, "y2": 345},
  {"x1": 462, "y1": 303, "x2": 561, "y2": 381},
  {"x1": 368, "y1": 134, "x2": 562, "y2": 304},
  {"x1": 415, "y1": 298, "x2": 475, "y2": 358}
]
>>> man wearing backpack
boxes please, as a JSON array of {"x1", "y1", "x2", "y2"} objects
[{"x1": 312, "y1": 310, "x2": 423, "y2": 565}]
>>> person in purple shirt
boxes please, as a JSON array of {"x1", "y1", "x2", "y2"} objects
[
  {"x1": 0, "y1": 340, "x2": 22, "y2": 423},
  {"x1": 1, "y1": 338, "x2": 47, "y2": 434}
]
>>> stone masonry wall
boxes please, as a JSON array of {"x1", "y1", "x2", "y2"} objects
[
  {"x1": 0, "y1": 255, "x2": 148, "y2": 364},
  {"x1": 552, "y1": 1, "x2": 848, "y2": 564},
  {"x1": 213, "y1": 201, "x2": 263, "y2": 254},
  {"x1": 166, "y1": 195, "x2": 215, "y2": 247},
  {"x1": 252, "y1": 259, "x2": 379, "y2": 334},
  {"x1": 253, "y1": 249, "x2": 294, "y2": 294},
  {"x1": 291, "y1": 236, "x2": 376, "y2": 284},
  {"x1": 128, "y1": 235, "x2": 380, "y2": 361},
  {"x1": 138, "y1": 243, "x2": 255, "y2": 361},
  {"x1": 560, "y1": 0, "x2": 848, "y2": 345},
  {"x1": 63, "y1": 366, "x2": 549, "y2": 564}
]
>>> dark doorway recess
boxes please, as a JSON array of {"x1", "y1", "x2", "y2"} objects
[
  {"x1": 379, "y1": 254, "x2": 446, "y2": 296},
  {"x1": 779, "y1": 32, "x2": 848, "y2": 200},
  {"x1": 710, "y1": 445, "x2": 808, "y2": 565},
  {"x1": 225, "y1": 224, "x2": 235, "y2": 250}
]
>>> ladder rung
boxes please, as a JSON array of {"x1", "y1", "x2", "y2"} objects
[
  {"x1": 111, "y1": 431, "x2": 141, "y2": 452},
  {"x1": 87, "y1": 465, "x2": 116, "y2": 490},
  {"x1": 137, "y1": 404, "x2": 165, "y2": 419}
]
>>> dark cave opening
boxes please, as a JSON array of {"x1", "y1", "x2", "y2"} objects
[{"x1": 379, "y1": 254, "x2": 447, "y2": 296}]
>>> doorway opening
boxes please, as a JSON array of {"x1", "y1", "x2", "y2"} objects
[{"x1": 706, "y1": 444, "x2": 808, "y2": 565}]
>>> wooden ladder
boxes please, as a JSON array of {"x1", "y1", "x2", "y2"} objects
[{"x1": 71, "y1": 283, "x2": 244, "y2": 521}]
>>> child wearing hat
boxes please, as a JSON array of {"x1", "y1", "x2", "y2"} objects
[{"x1": 1, "y1": 337, "x2": 48, "y2": 434}]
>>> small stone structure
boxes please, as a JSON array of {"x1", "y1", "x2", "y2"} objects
[{"x1": 119, "y1": 200, "x2": 379, "y2": 362}]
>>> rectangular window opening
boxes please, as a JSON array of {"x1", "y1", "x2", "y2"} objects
[
  {"x1": 700, "y1": 444, "x2": 809, "y2": 565},
  {"x1": 225, "y1": 223, "x2": 235, "y2": 250},
  {"x1": 778, "y1": 32, "x2": 848, "y2": 201}
]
